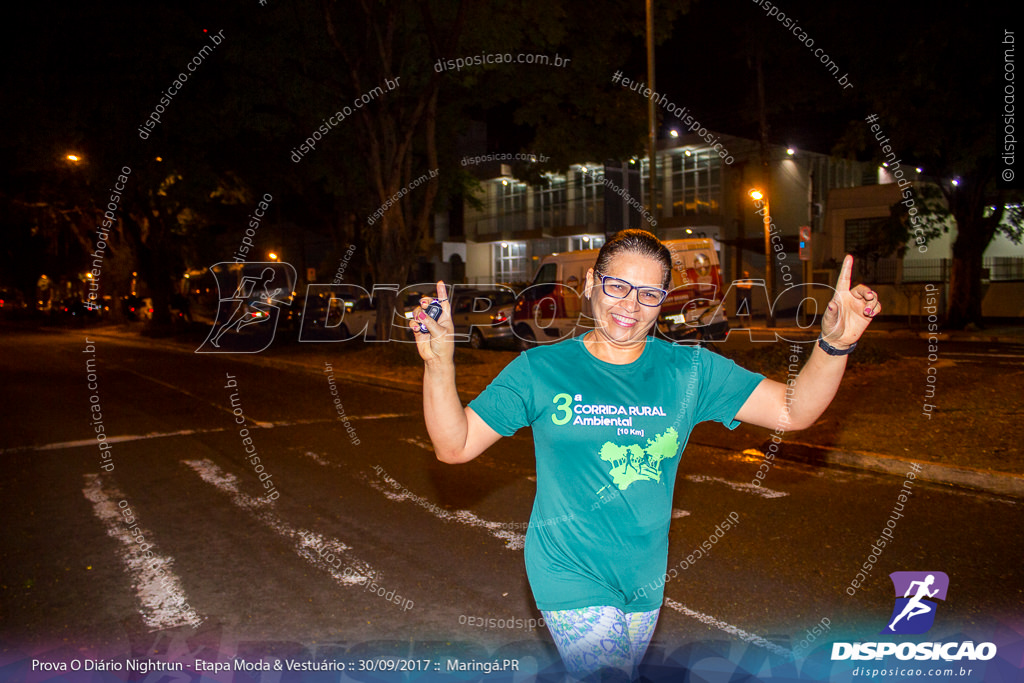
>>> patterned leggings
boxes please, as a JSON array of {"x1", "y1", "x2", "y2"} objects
[{"x1": 541, "y1": 606, "x2": 660, "y2": 681}]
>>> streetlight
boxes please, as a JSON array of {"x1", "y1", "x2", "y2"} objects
[
  {"x1": 749, "y1": 189, "x2": 775, "y2": 328},
  {"x1": 268, "y1": 252, "x2": 279, "y2": 261}
]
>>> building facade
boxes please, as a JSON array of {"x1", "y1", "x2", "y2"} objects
[{"x1": 433, "y1": 131, "x2": 870, "y2": 318}]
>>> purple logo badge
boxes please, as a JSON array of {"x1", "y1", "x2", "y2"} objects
[{"x1": 881, "y1": 571, "x2": 949, "y2": 635}]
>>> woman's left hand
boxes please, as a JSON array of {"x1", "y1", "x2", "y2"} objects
[{"x1": 821, "y1": 254, "x2": 881, "y2": 348}]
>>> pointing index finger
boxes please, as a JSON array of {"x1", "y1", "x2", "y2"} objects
[{"x1": 835, "y1": 255, "x2": 854, "y2": 293}]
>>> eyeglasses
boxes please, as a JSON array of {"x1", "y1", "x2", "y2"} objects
[{"x1": 594, "y1": 272, "x2": 667, "y2": 307}]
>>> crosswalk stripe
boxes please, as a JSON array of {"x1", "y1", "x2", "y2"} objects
[
  {"x1": 685, "y1": 474, "x2": 789, "y2": 499},
  {"x1": 663, "y1": 598, "x2": 792, "y2": 659},
  {"x1": 82, "y1": 474, "x2": 205, "y2": 630},
  {"x1": 361, "y1": 468, "x2": 527, "y2": 551},
  {"x1": 299, "y1": 449, "x2": 530, "y2": 550},
  {"x1": 182, "y1": 458, "x2": 375, "y2": 586}
]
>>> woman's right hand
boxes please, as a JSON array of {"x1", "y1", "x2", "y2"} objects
[{"x1": 411, "y1": 280, "x2": 455, "y2": 366}]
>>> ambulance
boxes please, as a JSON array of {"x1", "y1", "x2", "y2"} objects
[{"x1": 511, "y1": 238, "x2": 728, "y2": 348}]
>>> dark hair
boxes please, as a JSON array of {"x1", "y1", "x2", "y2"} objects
[{"x1": 593, "y1": 229, "x2": 672, "y2": 289}]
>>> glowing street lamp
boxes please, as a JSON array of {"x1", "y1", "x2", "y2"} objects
[
  {"x1": 748, "y1": 188, "x2": 775, "y2": 327},
  {"x1": 268, "y1": 252, "x2": 279, "y2": 261}
]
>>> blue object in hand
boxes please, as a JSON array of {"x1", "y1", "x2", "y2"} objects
[{"x1": 419, "y1": 299, "x2": 443, "y2": 333}]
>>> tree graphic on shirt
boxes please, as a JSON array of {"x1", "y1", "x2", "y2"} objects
[
  {"x1": 599, "y1": 427, "x2": 680, "y2": 490},
  {"x1": 599, "y1": 442, "x2": 628, "y2": 470}
]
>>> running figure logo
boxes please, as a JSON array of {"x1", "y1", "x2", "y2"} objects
[
  {"x1": 196, "y1": 262, "x2": 296, "y2": 353},
  {"x1": 881, "y1": 571, "x2": 949, "y2": 635}
]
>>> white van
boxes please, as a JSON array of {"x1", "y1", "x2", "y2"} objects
[{"x1": 510, "y1": 238, "x2": 728, "y2": 348}]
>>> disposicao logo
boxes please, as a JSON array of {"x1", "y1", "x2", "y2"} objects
[
  {"x1": 831, "y1": 571, "x2": 997, "y2": 662},
  {"x1": 882, "y1": 570, "x2": 948, "y2": 635},
  {"x1": 196, "y1": 262, "x2": 296, "y2": 354}
]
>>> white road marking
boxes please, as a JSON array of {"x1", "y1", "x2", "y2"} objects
[
  {"x1": 685, "y1": 475, "x2": 789, "y2": 499},
  {"x1": 402, "y1": 437, "x2": 435, "y2": 452},
  {"x1": 183, "y1": 458, "x2": 374, "y2": 586},
  {"x1": 362, "y1": 470, "x2": 526, "y2": 551},
  {"x1": 1, "y1": 429, "x2": 230, "y2": 454},
  {"x1": 355, "y1": 413, "x2": 419, "y2": 420},
  {"x1": 112, "y1": 365, "x2": 273, "y2": 428},
  {"x1": 0, "y1": 413, "x2": 418, "y2": 455},
  {"x1": 82, "y1": 474, "x2": 205, "y2": 630},
  {"x1": 301, "y1": 450, "x2": 332, "y2": 466},
  {"x1": 663, "y1": 598, "x2": 792, "y2": 659},
  {"x1": 402, "y1": 437, "x2": 538, "y2": 481}
]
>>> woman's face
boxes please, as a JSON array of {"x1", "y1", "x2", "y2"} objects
[{"x1": 584, "y1": 251, "x2": 666, "y2": 346}]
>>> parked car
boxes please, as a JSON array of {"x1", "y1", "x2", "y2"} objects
[
  {"x1": 291, "y1": 291, "x2": 350, "y2": 340},
  {"x1": 120, "y1": 295, "x2": 148, "y2": 320},
  {"x1": 448, "y1": 287, "x2": 516, "y2": 349},
  {"x1": 0, "y1": 288, "x2": 26, "y2": 310},
  {"x1": 343, "y1": 295, "x2": 380, "y2": 340},
  {"x1": 57, "y1": 297, "x2": 101, "y2": 321},
  {"x1": 511, "y1": 238, "x2": 728, "y2": 349},
  {"x1": 395, "y1": 290, "x2": 430, "y2": 340},
  {"x1": 656, "y1": 240, "x2": 728, "y2": 342}
]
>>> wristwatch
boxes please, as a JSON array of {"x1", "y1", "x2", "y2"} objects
[{"x1": 818, "y1": 335, "x2": 857, "y2": 356}]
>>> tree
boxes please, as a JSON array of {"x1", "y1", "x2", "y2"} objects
[
  {"x1": 838, "y1": 2, "x2": 1024, "y2": 328},
  {"x1": 7, "y1": 0, "x2": 692, "y2": 336},
  {"x1": 309, "y1": 0, "x2": 688, "y2": 337},
  {"x1": 4, "y1": 2, "x2": 254, "y2": 329}
]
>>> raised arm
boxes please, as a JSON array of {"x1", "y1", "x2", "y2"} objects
[
  {"x1": 413, "y1": 281, "x2": 503, "y2": 464},
  {"x1": 734, "y1": 255, "x2": 881, "y2": 431}
]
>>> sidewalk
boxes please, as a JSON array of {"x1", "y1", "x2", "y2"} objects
[
  {"x1": 724, "y1": 319, "x2": 1024, "y2": 344},
  {"x1": 72, "y1": 320, "x2": 1024, "y2": 500}
]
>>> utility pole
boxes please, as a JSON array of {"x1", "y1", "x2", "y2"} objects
[
  {"x1": 756, "y1": 52, "x2": 775, "y2": 327},
  {"x1": 646, "y1": 0, "x2": 658, "y2": 232}
]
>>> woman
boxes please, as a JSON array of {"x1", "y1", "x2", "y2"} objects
[{"x1": 412, "y1": 229, "x2": 879, "y2": 680}]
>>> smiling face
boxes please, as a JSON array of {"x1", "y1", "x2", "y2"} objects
[{"x1": 584, "y1": 250, "x2": 667, "y2": 348}]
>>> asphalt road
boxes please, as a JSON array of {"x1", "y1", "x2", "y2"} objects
[{"x1": 1, "y1": 327, "x2": 1021, "y2": 678}]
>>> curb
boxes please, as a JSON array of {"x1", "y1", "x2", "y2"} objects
[
  {"x1": 764, "y1": 440, "x2": 1024, "y2": 500},
  {"x1": 734, "y1": 325, "x2": 1023, "y2": 345}
]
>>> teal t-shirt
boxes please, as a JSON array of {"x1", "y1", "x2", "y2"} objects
[{"x1": 468, "y1": 335, "x2": 764, "y2": 612}]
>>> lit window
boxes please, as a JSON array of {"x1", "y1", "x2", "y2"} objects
[{"x1": 494, "y1": 241, "x2": 528, "y2": 282}]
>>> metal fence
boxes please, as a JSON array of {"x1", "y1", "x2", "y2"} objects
[{"x1": 855, "y1": 257, "x2": 1024, "y2": 283}]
